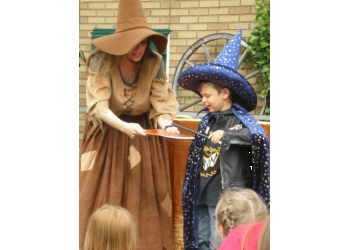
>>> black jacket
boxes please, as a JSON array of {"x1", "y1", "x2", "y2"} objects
[{"x1": 203, "y1": 109, "x2": 253, "y2": 190}]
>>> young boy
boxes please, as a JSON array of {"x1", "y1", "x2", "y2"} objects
[{"x1": 177, "y1": 30, "x2": 270, "y2": 250}]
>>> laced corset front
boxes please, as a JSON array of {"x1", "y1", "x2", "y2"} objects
[{"x1": 86, "y1": 52, "x2": 177, "y2": 129}]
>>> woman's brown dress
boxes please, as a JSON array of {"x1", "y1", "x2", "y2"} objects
[{"x1": 79, "y1": 53, "x2": 177, "y2": 250}]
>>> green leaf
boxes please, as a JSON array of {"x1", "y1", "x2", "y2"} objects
[
  {"x1": 264, "y1": 107, "x2": 270, "y2": 115},
  {"x1": 258, "y1": 17, "x2": 267, "y2": 25},
  {"x1": 260, "y1": 25, "x2": 267, "y2": 32},
  {"x1": 251, "y1": 31, "x2": 260, "y2": 36},
  {"x1": 255, "y1": 82, "x2": 260, "y2": 90},
  {"x1": 260, "y1": 40, "x2": 270, "y2": 48},
  {"x1": 249, "y1": 34, "x2": 260, "y2": 43},
  {"x1": 244, "y1": 54, "x2": 251, "y2": 65},
  {"x1": 259, "y1": 37, "x2": 267, "y2": 44},
  {"x1": 259, "y1": 9, "x2": 268, "y2": 15},
  {"x1": 257, "y1": 56, "x2": 266, "y2": 64},
  {"x1": 261, "y1": 89, "x2": 268, "y2": 97},
  {"x1": 261, "y1": 65, "x2": 270, "y2": 74},
  {"x1": 262, "y1": 76, "x2": 269, "y2": 84},
  {"x1": 255, "y1": 13, "x2": 262, "y2": 20}
]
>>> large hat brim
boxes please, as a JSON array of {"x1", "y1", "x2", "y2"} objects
[
  {"x1": 178, "y1": 63, "x2": 257, "y2": 112},
  {"x1": 92, "y1": 28, "x2": 167, "y2": 55}
]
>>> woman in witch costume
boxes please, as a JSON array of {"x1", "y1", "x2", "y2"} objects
[{"x1": 79, "y1": 0, "x2": 179, "y2": 249}]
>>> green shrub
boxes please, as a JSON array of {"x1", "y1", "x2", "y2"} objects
[{"x1": 245, "y1": 0, "x2": 270, "y2": 115}]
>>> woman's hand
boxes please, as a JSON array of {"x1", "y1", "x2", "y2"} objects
[
  {"x1": 165, "y1": 126, "x2": 180, "y2": 134},
  {"x1": 122, "y1": 123, "x2": 147, "y2": 139},
  {"x1": 157, "y1": 115, "x2": 180, "y2": 134},
  {"x1": 208, "y1": 130, "x2": 224, "y2": 144},
  {"x1": 98, "y1": 110, "x2": 147, "y2": 139}
]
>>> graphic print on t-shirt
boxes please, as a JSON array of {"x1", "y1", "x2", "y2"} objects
[{"x1": 201, "y1": 145, "x2": 221, "y2": 177}]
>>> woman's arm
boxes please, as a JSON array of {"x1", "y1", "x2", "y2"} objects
[{"x1": 98, "y1": 109, "x2": 147, "y2": 139}]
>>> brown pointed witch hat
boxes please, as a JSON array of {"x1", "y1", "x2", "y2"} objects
[{"x1": 92, "y1": 0, "x2": 168, "y2": 55}]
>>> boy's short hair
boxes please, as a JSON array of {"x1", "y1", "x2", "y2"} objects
[{"x1": 198, "y1": 80, "x2": 233, "y2": 101}]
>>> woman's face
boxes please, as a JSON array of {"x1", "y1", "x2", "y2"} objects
[{"x1": 125, "y1": 38, "x2": 148, "y2": 62}]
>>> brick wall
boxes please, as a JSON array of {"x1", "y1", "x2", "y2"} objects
[{"x1": 79, "y1": 0, "x2": 264, "y2": 147}]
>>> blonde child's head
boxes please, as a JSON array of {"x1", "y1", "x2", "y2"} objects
[
  {"x1": 84, "y1": 204, "x2": 137, "y2": 250},
  {"x1": 257, "y1": 214, "x2": 270, "y2": 250},
  {"x1": 215, "y1": 188, "x2": 268, "y2": 239},
  {"x1": 240, "y1": 213, "x2": 270, "y2": 250}
]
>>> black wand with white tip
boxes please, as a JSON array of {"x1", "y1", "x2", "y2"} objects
[{"x1": 171, "y1": 122, "x2": 208, "y2": 139}]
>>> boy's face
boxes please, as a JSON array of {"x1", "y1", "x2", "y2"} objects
[{"x1": 199, "y1": 85, "x2": 230, "y2": 113}]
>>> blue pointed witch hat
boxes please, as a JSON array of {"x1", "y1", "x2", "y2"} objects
[{"x1": 177, "y1": 29, "x2": 257, "y2": 112}]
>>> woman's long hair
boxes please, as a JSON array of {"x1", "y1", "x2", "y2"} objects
[
  {"x1": 86, "y1": 38, "x2": 155, "y2": 78},
  {"x1": 83, "y1": 205, "x2": 137, "y2": 250}
]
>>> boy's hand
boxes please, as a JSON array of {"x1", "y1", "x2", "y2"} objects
[{"x1": 208, "y1": 130, "x2": 224, "y2": 144}]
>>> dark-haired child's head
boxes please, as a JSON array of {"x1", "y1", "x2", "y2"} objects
[{"x1": 198, "y1": 81, "x2": 233, "y2": 113}]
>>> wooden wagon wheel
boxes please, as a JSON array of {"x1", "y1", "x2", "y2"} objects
[
  {"x1": 79, "y1": 48, "x2": 86, "y2": 67},
  {"x1": 172, "y1": 33, "x2": 266, "y2": 115}
]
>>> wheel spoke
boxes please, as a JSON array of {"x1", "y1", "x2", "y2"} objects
[
  {"x1": 201, "y1": 43, "x2": 212, "y2": 63},
  {"x1": 245, "y1": 69, "x2": 262, "y2": 80},
  {"x1": 259, "y1": 97, "x2": 267, "y2": 115},
  {"x1": 238, "y1": 49, "x2": 249, "y2": 67},
  {"x1": 224, "y1": 39, "x2": 229, "y2": 47},
  {"x1": 185, "y1": 60, "x2": 194, "y2": 67},
  {"x1": 179, "y1": 98, "x2": 202, "y2": 112}
]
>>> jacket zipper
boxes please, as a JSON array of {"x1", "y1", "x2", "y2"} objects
[
  {"x1": 220, "y1": 156, "x2": 224, "y2": 189},
  {"x1": 220, "y1": 122, "x2": 224, "y2": 190}
]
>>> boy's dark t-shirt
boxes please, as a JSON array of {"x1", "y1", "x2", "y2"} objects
[{"x1": 197, "y1": 118, "x2": 223, "y2": 207}]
